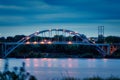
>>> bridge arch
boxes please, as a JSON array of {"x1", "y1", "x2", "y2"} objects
[
  {"x1": 20, "y1": 29, "x2": 88, "y2": 43},
  {"x1": 2, "y1": 28, "x2": 106, "y2": 58}
]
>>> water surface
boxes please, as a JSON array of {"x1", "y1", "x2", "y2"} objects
[{"x1": 0, "y1": 58, "x2": 120, "y2": 80}]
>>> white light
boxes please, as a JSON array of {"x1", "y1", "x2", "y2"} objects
[
  {"x1": 26, "y1": 37, "x2": 30, "y2": 40},
  {"x1": 49, "y1": 29, "x2": 51, "y2": 31},
  {"x1": 70, "y1": 32, "x2": 73, "y2": 34},
  {"x1": 35, "y1": 32, "x2": 38, "y2": 35},
  {"x1": 47, "y1": 41, "x2": 52, "y2": 44},
  {"x1": 68, "y1": 41, "x2": 72, "y2": 44},
  {"x1": 33, "y1": 41, "x2": 37, "y2": 44},
  {"x1": 40, "y1": 41, "x2": 44, "y2": 44},
  {"x1": 21, "y1": 37, "x2": 25, "y2": 40},
  {"x1": 75, "y1": 31, "x2": 78, "y2": 34},
  {"x1": 36, "y1": 31, "x2": 39, "y2": 33},
  {"x1": 26, "y1": 41, "x2": 30, "y2": 44},
  {"x1": 93, "y1": 41, "x2": 96, "y2": 44},
  {"x1": 44, "y1": 39, "x2": 47, "y2": 42}
]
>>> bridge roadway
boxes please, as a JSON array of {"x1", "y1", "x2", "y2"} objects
[{"x1": 3, "y1": 41, "x2": 110, "y2": 46}]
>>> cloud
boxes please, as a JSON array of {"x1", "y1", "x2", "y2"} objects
[
  {"x1": 0, "y1": 0, "x2": 120, "y2": 27},
  {"x1": 0, "y1": 5, "x2": 26, "y2": 10},
  {"x1": 0, "y1": 16, "x2": 26, "y2": 22}
]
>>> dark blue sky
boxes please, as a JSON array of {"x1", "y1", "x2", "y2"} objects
[{"x1": 0, "y1": 0, "x2": 120, "y2": 37}]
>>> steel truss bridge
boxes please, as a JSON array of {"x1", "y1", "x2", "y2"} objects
[{"x1": 1, "y1": 29, "x2": 110, "y2": 58}]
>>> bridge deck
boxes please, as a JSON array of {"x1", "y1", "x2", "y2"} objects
[{"x1": 2, "y1": 42, "x2": 110, "y2": 46}]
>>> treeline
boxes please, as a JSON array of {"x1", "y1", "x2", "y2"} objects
[
  {"x1": 105, "y1": 36, "x2": 120, "y2": 43},
  {"x1": 0, "y1": 35, "x2": 82, "y2": 42},
  {"x1": 0, "y1": 35, "x2": 120, "y2": 43}
]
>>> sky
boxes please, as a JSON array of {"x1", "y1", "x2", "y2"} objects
[{"x1": 0, "y1": 0, "x2": 120, "y2": 37}]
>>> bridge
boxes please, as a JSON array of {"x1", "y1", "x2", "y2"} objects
[{"x1": 1, "y1": 29, "x2": 111, "y2": 58}]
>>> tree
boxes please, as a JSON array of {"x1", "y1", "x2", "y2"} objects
[
  {"x1": 105, "y1": 36, "x2": 120, "y2": 43},
  {"x1": 0, "y1": 37, "x2": 6, "y2": 42}
]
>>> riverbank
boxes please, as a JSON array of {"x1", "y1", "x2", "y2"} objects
[{"x1": 1, "y1": 52, "x2": 120, "y2": 59}]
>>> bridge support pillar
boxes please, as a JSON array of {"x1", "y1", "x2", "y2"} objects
[
  {"x1": 2, "y1": 43, "x2": 6, "y2": 57},
  {"x1": 107, "y1": 44, "x2": 110, "y2": 55},
  {"x1": 1, "y1": 43, "x2": 4, "y2": 57}
]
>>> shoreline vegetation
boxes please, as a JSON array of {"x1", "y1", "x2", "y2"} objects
[{"x1": 0, "y1": 60, "x2": 37, "y2": 80}]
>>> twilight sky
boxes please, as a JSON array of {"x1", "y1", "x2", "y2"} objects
[{"x1": 0, "y1": 0, "x2": 120, "y2": 37}]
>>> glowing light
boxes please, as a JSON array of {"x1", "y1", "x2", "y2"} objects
[
  {"x1": 36, "y1": 31, "x2": 39, "y2": 33},
  {"x1": 33, "y1": 59, "x2": 39, "y2": 67},
  {"x1": 35, "y1": 32, "x2": 39, "y2": 35},
  {"x1": 47, "y1": 41, "x2": 52, "y2": 44},
  {"x1": 93, "y1": 41, "x2": 96, "y2": 44},
  {"x1": 69, "y1": 32, "x2": 72, "y2": 34},
  {"x1": 21, "y1": 37, "x2": 25, "y2": 40},
  {"x1": 44, "y1": 39, "x2": 47, "y2": 42},
  {"x1": 33, "y1": 41, "x2": 37, "y2": 44},
  {"x1": 103, "y1": 58, "x2": 108, "y2": 62},
  {"x1": 40, "y1": 41, "x2": 44, "y2": 44},
  {"x1": 25, "y1": 58, "x2": 30, "y2": 67},
  {"x1": 88, "y1": 38, "x2": 91, "y2": 40},
  {"x1": 68, "y1": 41, "x2": 72, "y2": 44},
  {"x1": 75, "y1": 31, "x2": 78, "y2": 34},
  {"x1": 26, "y1": 37, "x2": 30, "y2": 40},
  {"x1": 26, "y1": 41, "x2": 30, "y2": 44},
  {"x1": 49, "y1": 29, "x2": 51, "y2": 31},
  {"x1": 42, "y1": 58, "x2": 47, "y2": 61}
]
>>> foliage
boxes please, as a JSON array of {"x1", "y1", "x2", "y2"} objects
[{"x1": 105, "y1": 36, "x2": 120, "y2": 43}]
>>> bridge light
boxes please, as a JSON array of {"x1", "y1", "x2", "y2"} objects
[
  {"x1": 75, "y1": 31, "x2": 78, "y2": 34},
  {"x1": 44, "y1": 39, "x2": 47, "y2": 42},
  {"x1": 49, "y1": 29, "x2": 51, "y2": 31},
  {"x1": 35, "y1": 32, "x2": 38, "y2": 36},
  {"x1": 93, "y1": 41, "x2": 96, "y2": 44},
  {"x1": 70, "y1": 32, "x2": 72, "y2": 34},
  {"x1": 68, "y1": 41, "x2": 72, "y2": 44},
  {"x1": 47, "y1": 41, "x2": 52, "y2": 44},
  {"x1": 26, "y1": 37, "x2": 30, "y2": 40},
  {"x1": 21, "y1": 37, "x2": 25, "y2": 40},
  {"x1": 26, "y1": 41, "x2": 30, "y2": 44},
  {"x1": 40, "y1": 41, "x2": 44, "y2": 44},
  {"x1": 33, "y1": 41, "x2": 37, "y2": 44},
  {"x1": 36, "y1": 31, "x2": 39, "y2": 33},
  {"x1": 63, "y1": 29, "x2": 65, "y2": 32}
]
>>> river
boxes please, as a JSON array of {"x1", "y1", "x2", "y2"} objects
[{"x1": 0, "y1": 58, "x2": 120, "y2": 80}]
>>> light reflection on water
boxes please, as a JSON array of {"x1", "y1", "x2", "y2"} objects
[{"x1": 0, "y1": 58, "x2": 120, "y2": 80}]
